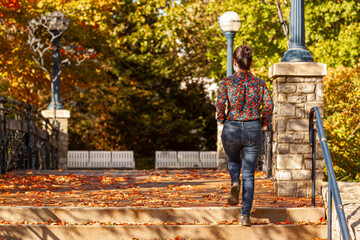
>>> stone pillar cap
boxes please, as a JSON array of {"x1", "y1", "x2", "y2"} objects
[
  {"x1": 41, "y1": 109, "x2": 70, "y2": 118},
  {"x1": 269, "y1": 62, "x2": 327, "y2": 78}
]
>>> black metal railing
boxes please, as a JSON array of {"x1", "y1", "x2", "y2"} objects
[
  {"x1": 0, "y1": 96, "x2": 58, "y2": 174},
  {"x1": 309, "y1": 106, "x2": 350, "y2": 240}
]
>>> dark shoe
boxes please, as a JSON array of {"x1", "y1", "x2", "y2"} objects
[
  {"x1": 227, "y1": 181, "x2": 240, "y2": 205},
  {"x1": 241, "y1": 214, "x2": 251, "y2": 226}
]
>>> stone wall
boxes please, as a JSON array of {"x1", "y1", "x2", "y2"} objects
[
  {"x1": 322, "y1": 182, "x2": 360, "y2": 240},
  {"x1": 269, "y1": 62, "x2": 326, "y2": 197}
]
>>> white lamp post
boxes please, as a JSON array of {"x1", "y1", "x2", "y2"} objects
[{"x1": 218, "y1": 11, "x2": 241, "y2": 76}]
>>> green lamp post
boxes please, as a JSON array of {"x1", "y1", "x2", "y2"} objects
[{"x1": 281, "y1": 0, "x2": 314, "y2": 62}]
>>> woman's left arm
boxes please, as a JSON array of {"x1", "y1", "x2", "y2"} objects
[{"x1": 216, "y1": 79, "x2": 228, "y2": 124}]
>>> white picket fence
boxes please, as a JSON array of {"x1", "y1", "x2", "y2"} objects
[
  {"x1": 155, "y1": 151, "x2": 217, "y2": 169},
  {"x1": 68, "y1": 151, "x2": 135, "y2": 169}
]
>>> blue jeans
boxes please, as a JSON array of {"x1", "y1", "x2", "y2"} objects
[{"x1": 221, "y1": 120, "x2": 262, "y2": 216}]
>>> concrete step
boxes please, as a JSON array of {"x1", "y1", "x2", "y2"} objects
[
  {"x1": 0, "y1": 206, "x2": 325, "y2": 224},
  {"x1": 0, "y1": 207, "x2": 327, "y2": 240},
  {"x1": 0, "y1": 224, "x2": 327, "y2": 240}
]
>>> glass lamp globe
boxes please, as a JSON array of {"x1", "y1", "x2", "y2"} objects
[{"x1": 219, "y1": 11, "x2": 241, "y2": 32}]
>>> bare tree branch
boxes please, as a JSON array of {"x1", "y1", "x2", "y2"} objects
[{"x1": 27, "y1": 11, "x2": 95, "y2": 124}]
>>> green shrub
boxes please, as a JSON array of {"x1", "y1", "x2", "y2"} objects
[{"x1": 323, "y1": 63, "x2": 360, "y2": 181}]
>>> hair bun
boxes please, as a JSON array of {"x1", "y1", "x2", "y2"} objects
[
  {"x1": 232, "y1": 44, "x2": 253, "y2": 71},
  {"x1": 242, "y1": 46, "x2": 253, "y2": 57}
]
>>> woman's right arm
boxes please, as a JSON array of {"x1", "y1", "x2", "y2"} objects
[
  {"x1": 216, "y1": 79, "x2": 228, "y2": 124},
  {"x1": 260, "y1": 83, "x2": 274, "y2": 127}
]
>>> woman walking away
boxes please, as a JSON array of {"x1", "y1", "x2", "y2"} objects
[{"x1": 216, "y1": 44, "x2": 274, "y2": 226}]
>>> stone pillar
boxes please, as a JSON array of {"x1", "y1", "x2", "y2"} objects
[
  {"x1": 269, "y1": 62, "x2": 326, "y2": 197},
  {"x1": 217, "y1": 123, "x2": 227, "y2": 169},
  {"x1": 41, "y1": 109, "x2": 70, "y2": 170}
]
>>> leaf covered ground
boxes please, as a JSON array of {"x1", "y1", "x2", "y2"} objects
[{"x1": 0, "y1": 169, "x2": 323, "y2": 208}]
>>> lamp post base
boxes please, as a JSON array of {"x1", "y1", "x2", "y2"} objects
[
  {"x1": 47, "y1": 102, "x2": 65, "y2": 110},
  {"x1": 281, "y1": 48, "x2": 314, "y2": 62}
]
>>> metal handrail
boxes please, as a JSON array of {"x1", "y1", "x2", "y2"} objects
[{"x1": 309, "y1": 106, "x2": 350, "y2": 240}]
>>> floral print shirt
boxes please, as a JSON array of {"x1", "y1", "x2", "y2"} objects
[{"x1": 216, "y1": 71, "x2": 274, "y2": 127}]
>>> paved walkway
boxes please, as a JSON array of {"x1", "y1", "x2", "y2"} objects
[{"x1": 0, "y1": 169, "x2": 323, "y2": 208}]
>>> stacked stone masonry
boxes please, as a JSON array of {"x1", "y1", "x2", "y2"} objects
[
  {"x1": 322, "y1": 182, "x2": 360, "y2": 240},
  {"x1": 270, "y1": 63, "x2": 326, "y2": 197}
]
